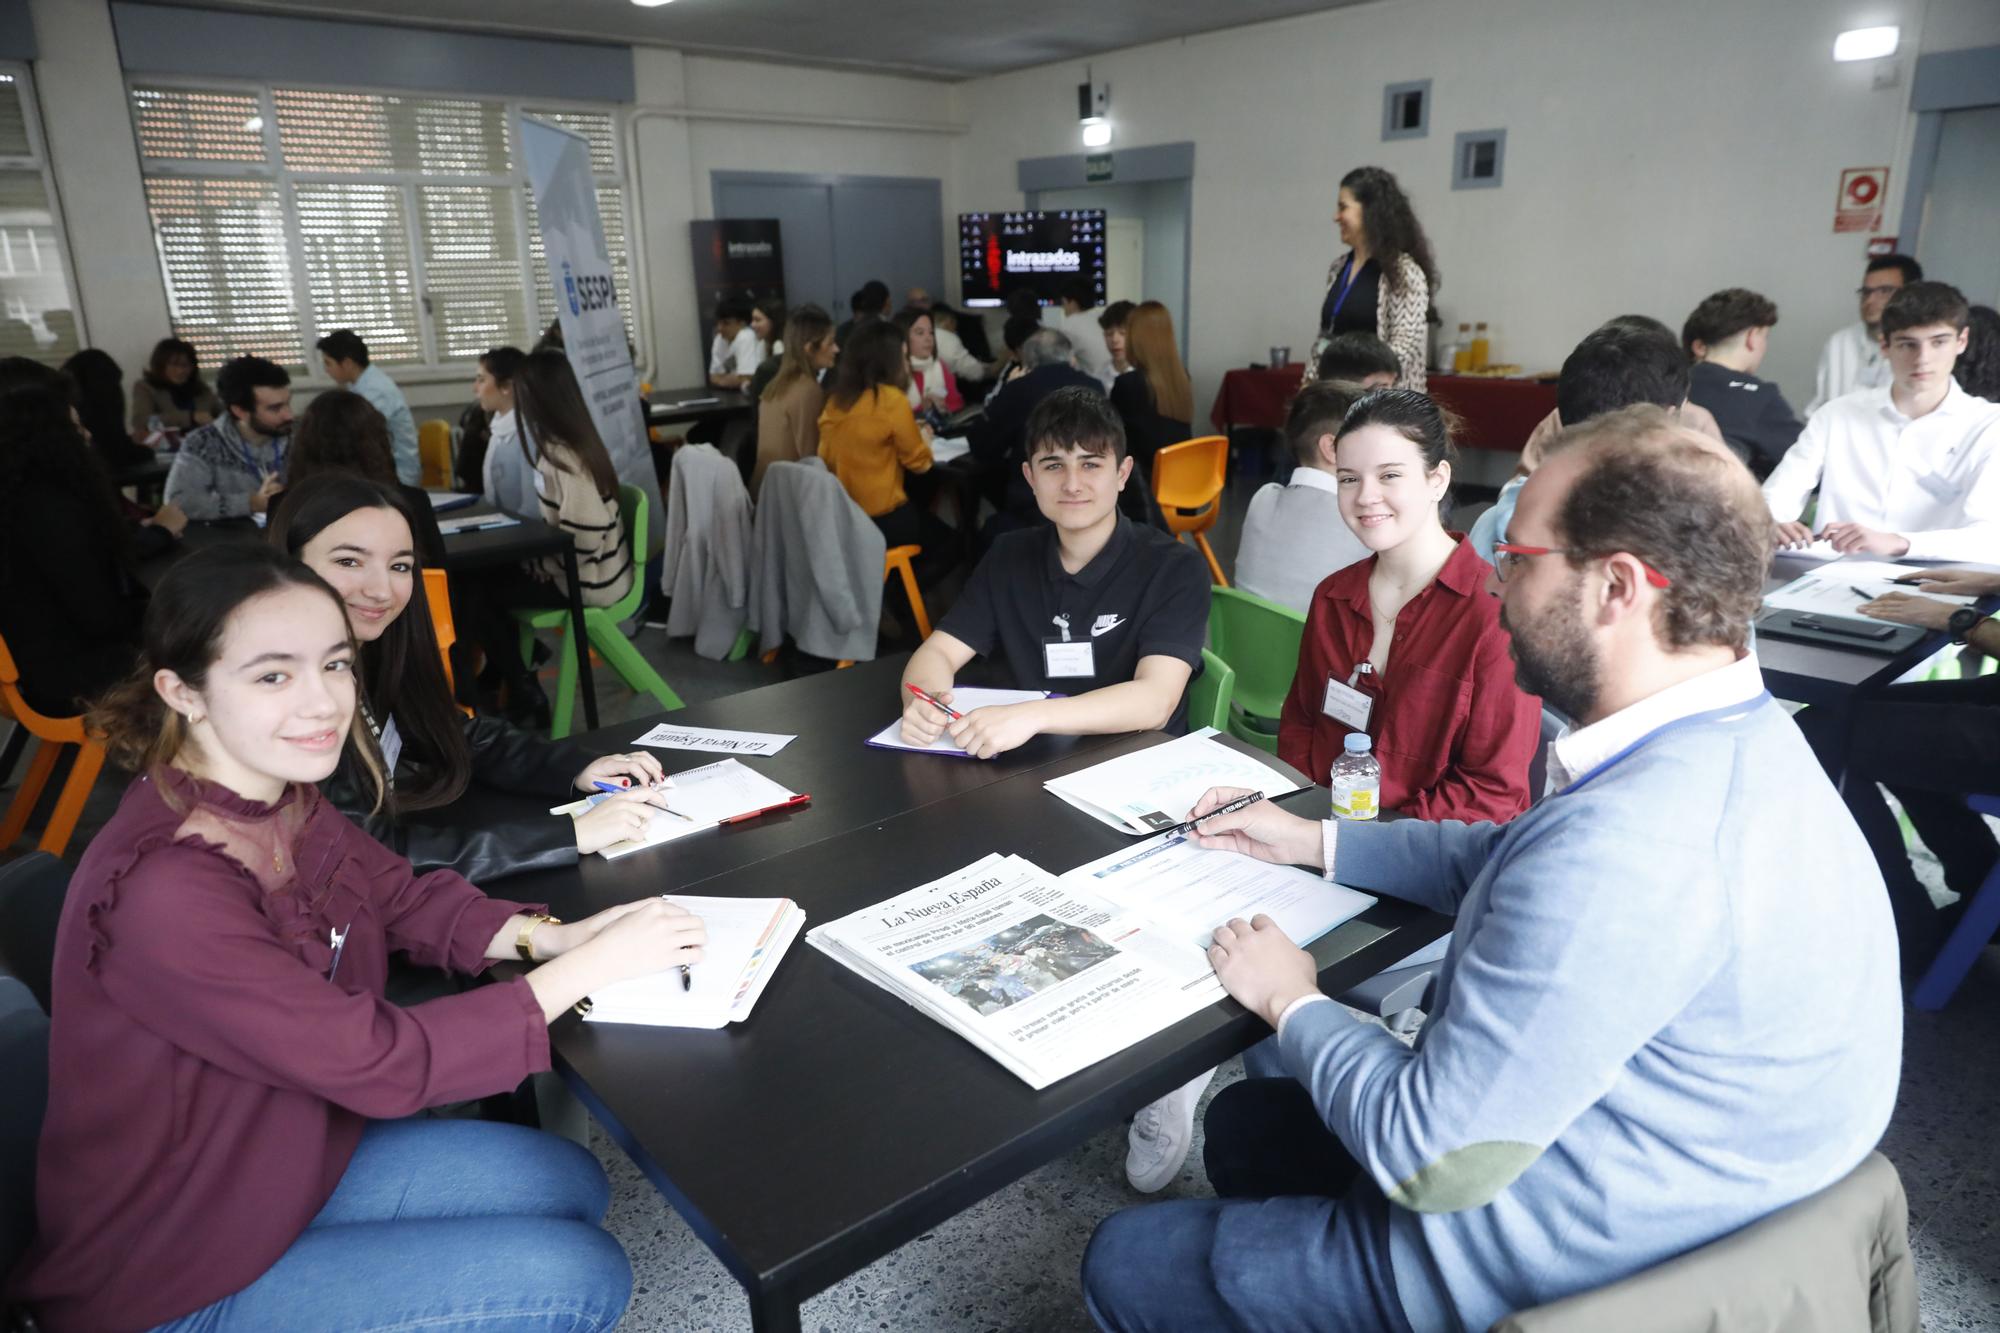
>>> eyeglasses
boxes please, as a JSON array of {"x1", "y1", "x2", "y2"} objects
[
  {"x1": 1491, "y1": 542, "x2": 1673, "y2": 588},
  {"x1": 1856, "y1": 284, "x2": 1902, "y2": 298}
]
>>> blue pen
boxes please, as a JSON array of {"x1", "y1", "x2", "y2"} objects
[{"x1": 592, "y1": 778, "x2": 691, "y2": 820}]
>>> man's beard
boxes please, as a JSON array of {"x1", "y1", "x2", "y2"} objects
[{"x1": 1503, "y1": 584, "x2": 1600, "y2": 724}]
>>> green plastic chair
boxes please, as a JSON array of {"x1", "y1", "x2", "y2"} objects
[
  {"x1": 512, "y1": 483, "x2": 685, "y2": 738},
  {"x1": 1187, "y1": 648, "x2": 1235, "y2": 734},
  {"x1": 1208, "y1": 586, "x2": 1306, "y2": 754}
]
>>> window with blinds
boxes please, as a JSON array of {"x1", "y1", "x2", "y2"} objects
[
  {"x1": 131, "y1": 81, "x2": 633, "y2": 373},
  {"x1": 0, "y1": 66, "x2": 84, "y2": 366}
]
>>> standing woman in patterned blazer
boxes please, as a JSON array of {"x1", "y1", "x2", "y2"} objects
[{"x1": 1307, "y1": 165, "x2": 1439, "y2": 392}]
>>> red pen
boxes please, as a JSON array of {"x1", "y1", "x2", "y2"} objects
[
  {"x1": 718, "y1": 793, "x2": 812, "y2": 825},
  {"x1": 905, "y1": 682, "x2": 963, "y2": 720}
]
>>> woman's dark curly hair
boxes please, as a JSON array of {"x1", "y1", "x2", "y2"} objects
[
  {"x1": 1957, "y1": 306, "x2": 2000, "y2": 405},
  {"x1": 0, "y1": 358, "x2": 132, "y2": 575},
  {"x1": 1341, "y1": 165, "x2": 1441, "y2": 297}
]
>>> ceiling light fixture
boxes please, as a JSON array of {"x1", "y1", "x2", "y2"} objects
[
  {"x1": 631, "y1": 0, "x2": 676, "y2": 8},
  {"x1": 1833, "y1": 26, "x2": 1899, "y2": 61},
  {"x1": 1081, "y1": 117, "x2": 1112, "y2": 149}
]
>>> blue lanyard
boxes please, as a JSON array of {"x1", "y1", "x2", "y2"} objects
[
  {"x1": 1325, "y1": 255, "x2": 1360, "y2": 326},
  {"x1": 1555, "y1": 692, "x2": 1773, "y2": 797},
  {"x1": 229, "y1": 428, "x2": 283, "y2": 478}
]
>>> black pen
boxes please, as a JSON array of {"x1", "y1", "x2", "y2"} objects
[
  {"x1": 680, "y1": 964, "x2": 692, "y2": 992},
  {"x1": 1158, "y1": 790, "x2": 1266, "y2": 842},
  {"x1": 1850, "y1": 585, "x2": 1878, "y2": 601}
]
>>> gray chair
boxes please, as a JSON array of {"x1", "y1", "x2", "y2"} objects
[
  {"x1": 0, "y1": 852, "x2": 69, "y2": 1015},
  {"x1": 1492, "y1": 1151, "x2": 1918, "y2": 1333},
  {"x1": 0, "y1": 969, "x2": 49, "y2": 1325}
]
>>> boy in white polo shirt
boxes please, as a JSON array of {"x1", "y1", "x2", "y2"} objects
[{"x1": 1766, "y1": 281, "x2": 2000, "y2": 560}]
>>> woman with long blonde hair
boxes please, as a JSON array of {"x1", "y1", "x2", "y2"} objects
[
  {"x1": 753, "y1": 303, "x2": 835, "y2": 494},
  {"x1": 1110, "y1": 300, "x2": 1194, "y2": 470}
]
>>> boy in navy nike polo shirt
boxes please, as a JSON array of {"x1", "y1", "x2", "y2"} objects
[{"x1": 899, "y1": 388, "x2": 1211, "y2": 757}]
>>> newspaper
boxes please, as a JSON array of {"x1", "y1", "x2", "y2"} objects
[{"x1": 808, "y1": 845, "x2": 1375, "y2": 1089}]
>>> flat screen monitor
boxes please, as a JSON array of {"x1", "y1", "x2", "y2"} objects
[{"x1": 958, "y1": 210, "x2": 1106, "y2": 309}]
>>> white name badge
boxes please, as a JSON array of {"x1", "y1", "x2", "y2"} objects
[
  {"x1": 1043, "y1": 639, "x2": 1098, "y2": 679},
  {"x1": 379, "y1": 715, "x2": 404, "y2": 773},
  {"x1": 1322, "y1": 676, "x2": 1374, "y2": 732}
]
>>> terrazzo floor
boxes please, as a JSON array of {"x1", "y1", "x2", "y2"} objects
[{"x1": 9, "y1": 470, "x2": 1997, "y2": 1330}]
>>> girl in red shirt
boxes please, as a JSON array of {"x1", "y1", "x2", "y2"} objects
[
  {"x1": 1278, "y1": 389, "x2": 1540, "y2": 822},
  {"x1": 10, "y1": 545, "x2": 707, "y2": 1333}
]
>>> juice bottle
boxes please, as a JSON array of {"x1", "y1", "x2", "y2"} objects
[
  {"x1": 1469, "y1": 322, "x2": 1491, "y2": 371},
  {"x1": 1451, "y1": 324, "x2": 1473, "y2": 374}
]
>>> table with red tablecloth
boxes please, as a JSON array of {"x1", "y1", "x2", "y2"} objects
[{"x1": 1208, "y1": 368, "x2": 1558, "y2": 454}]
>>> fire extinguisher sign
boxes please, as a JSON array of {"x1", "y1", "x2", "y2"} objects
[{"x1": 1834, "y1": 167, "x2": 1889, "y2": 234}]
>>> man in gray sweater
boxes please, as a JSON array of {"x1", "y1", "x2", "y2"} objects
[{"x1": 1085, "y1": 405, "x2": 1902, "y2": 1332}]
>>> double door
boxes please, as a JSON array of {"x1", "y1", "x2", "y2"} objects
[{"x1": 711, "y1": 172, "x2": 945, "y2": 321}]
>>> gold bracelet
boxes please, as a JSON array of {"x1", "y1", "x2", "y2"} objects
[{"x1": 515, "y1": 913, "x2": 561, "y2": 963}]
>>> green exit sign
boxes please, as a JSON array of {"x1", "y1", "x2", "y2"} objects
[{"x1": 1085, "y1": 153, "x2": 1113, "y2": 182}]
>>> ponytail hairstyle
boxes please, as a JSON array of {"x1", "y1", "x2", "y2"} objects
[
  {"x1": 88, "y1": 544, "x2": 386, "y2": 810},
  {"x1": 1337, "y1": 387, "x2": 1461, "y2": 512},
  {"x1": 764, "y1": 303, "x2": 834, "y2": 403},
  {"x1": 511, "y1": 349, "x2": 620, "y2": 501},
  {"x1": 267, "y1": 473, "x2": 471, "y2": 813}
]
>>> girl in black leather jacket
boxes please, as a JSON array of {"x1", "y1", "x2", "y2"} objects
[{"x1": 269, "y1": 475, "x2": 670, "y2": 882}]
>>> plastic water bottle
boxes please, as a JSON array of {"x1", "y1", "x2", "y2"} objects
[{"x1": 1330, "y1": 733, "x2": 1381, "y2": 822}]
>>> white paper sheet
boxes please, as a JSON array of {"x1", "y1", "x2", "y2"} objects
[
  {"x1": 1043, "y1": 729, "x2": 1306, "y2": 835},
  {"x1": 582, "y1": 895, "x2": 804, "y2": 1028},
  {"x1": 631, "y1": 723, "x2": 796, "y2": 756},
  {"x1": 866, "y1": 687, "x2": 1056, "y2": 754},
  {"x1": 1763, "y1": 561, "x2": 1976, "y2": 617},
  {"x1": 929, "y1": 435, "x2": 971, "y2": 464},
  {"x1": 550, "y1": 759, "x2": 801, "y2": 859},
  {"x1": 437, "y1": 512, "x2": 523, "y2": 534}
]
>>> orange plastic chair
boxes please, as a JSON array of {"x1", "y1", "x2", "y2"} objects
[
  {"x1": 418, "y1": 420, "x2": 453, "y2": 489},
  {"x1": 1153, "y1": 435, "x2": 1230, "y2": 586},
  {"x1": 421, "y1": 567, "x2": 473, "y2": 717},
  {"x1": 0, "y1": 633, "x2": 107, "y2": 857}
]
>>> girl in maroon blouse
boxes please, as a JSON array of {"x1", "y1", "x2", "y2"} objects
[
  {"x1": 8, "y1": 545, "x2": 706, "y2": 1333},
  {"x1": 1278, "y1": 389, "x2": 1540, "y2": 822}
]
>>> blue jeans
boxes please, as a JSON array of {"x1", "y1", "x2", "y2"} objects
[
  {"x1": 1083, "y1": 1078, "x2": 1412, "y2": 1332},
  {"x1": 155, "y1": 1119, "x2": 631, "y2": 1332}
]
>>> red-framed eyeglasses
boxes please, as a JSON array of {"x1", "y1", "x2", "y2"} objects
[{"x1": 1491, "y1": 542, "x2": 1673, "y2": 588}]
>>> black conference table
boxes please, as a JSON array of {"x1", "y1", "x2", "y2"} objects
[
  {"x1": 480, "y1": 655, "x2": 1450, "y2": 1333},
  {"x1": 141, "y1": 501, "x2": 602, "y2": 731},
  {"x1": 646, "y1": 384, "x2": 753, "y2": 430}
]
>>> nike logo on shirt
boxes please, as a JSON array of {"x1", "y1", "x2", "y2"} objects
[{"x1": 1091, "y1": 614, "x2": 1127, "y2": 637}]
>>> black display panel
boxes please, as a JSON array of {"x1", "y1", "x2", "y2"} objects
[{"x1": 958, "y1": 210, "x2": 1106, "y2": 309}]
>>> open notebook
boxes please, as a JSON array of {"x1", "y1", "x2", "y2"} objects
[
  {"x1": 550, "y1": 759, "x2": 805, "y2": 859},
  {"x1": 866, "y1": 687, "x2": 1057, "y2": 755},
  {"x1": 580, "y1": 895, "x2": 805, "y2": 1029}
]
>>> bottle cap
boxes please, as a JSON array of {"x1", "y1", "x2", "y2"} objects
[{"x1": 1343, "y1": 733, "x2": 1372, "y2": 753}]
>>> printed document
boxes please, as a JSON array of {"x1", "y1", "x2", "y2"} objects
[
  {"x1": 866, "y1": 687, "x2": 1057, "y2": 755},
  {"x1": 1763, "y1": 561, "x2": 1976, "y2": 617},
  {"x1": 550, "y1": 758, "x2": 801, "y2": 859},
  {"x1": 582, "y1": 895, "x2": 804, "y2": 1028},
  {"x1": 808, "y1": 848, "x2": 1374, "y2": 1088},
  {"x1": 1043, "y1": 729, "x2": 1306, "y2": 835},
  {"x1": 632, "y1": 723, "x2": 795, "y2": 756}
]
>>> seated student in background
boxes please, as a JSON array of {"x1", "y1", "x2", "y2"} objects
[
  {"x1": 316, "y1": 329, "x2": 420, "y2": 485},
  {"x1": 897, "y1": 304, "x2": 965, "y2": 425},
  {"x1": 1057, "y1": 276, "x2": 1117, "y2": 388},
  {"x1": 61, "y1": 348, "x2": 149, "y2": 470},
  {"x1": 271, "y1": 475, "x2": 673, "y2": 878},
  {"x1": 1469, "y1": 317, "x2": 1697, "y2": 564},
  {"x1": 753, "y1": 304, "x2": 835, "y2": 495},
  {"x1": 706, "y1": 297, "x2": 760, "y2": 390},
  {"x1": 129, "y1": 336, "x2": 221, "y2": 440},
  {"x1": 471, "y1": 345, "x2": 533, "y2": 513},
  {"x1": 1314, "y1": 329, "x2": 1401, "y2": 390},
  {"x1": 1280, "y1": 388, "x2": 1539, "y2": 819},
  {"x1": 0, "y1": 365, "x2": 152, "y2": 717},
  {"x1": 1808, "y1": 252, "x2": 1920, "y2": 415},
  {"x1": 1766, "y1": 281, "x2": 2000, "y2": 559},
  {"x1": 836, "y1": 279, "x2": 892, "y2": 347},
  {"x1": 1681, "y1": 287, "x2": 1804, "y2": 477},
  {"x1": 970, "y1": 328, "x2": 1103, "y2": 541},
  {"x1": 1795, "y1": 565, "x2": 2000, "y2": 966},
  {"x1": 1233, "y1": 380, "x2": 1371, "y2": 614},
  {"x1": 6, "y1": 543, "x2": 708, "y2": 1333},
  {"x1": 742, "y1": 299, "x2": 789, "y2": 402},
  {"x1": 1109, "y1": 300, "x2": 1195, "y2": 472},
  {"x1": 930, "y1": 301, "x2": 992, "y2": 387},
  {"x1": 899, "y1": 387, "x2": 1209, "y2": 757},
  {"x1": 1958, "y1": 304, "x2": 2000, "y2": 403},
  {"x1": 163, "y1": 354, "x2": 295, "y2": 521},
  {"x1": 817, "y1": 318, "x2": 953, "y2": 575},
  {"x1": 1085, "y1": 407, "x2": 1901, "y2": 1333},
  {"x1": 278, "y1": 391, "x2": 446, "y2": 565},
  {"x1": 1099, "y1": 300, "x2": 1135, "y2": 377}
]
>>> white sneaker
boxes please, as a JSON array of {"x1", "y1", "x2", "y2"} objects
[{"x1": 1124, "y1": 1067, "x2": 1217, "y2": 1193}]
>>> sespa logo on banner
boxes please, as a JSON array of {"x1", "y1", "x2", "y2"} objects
[{"x1": 521, "y1": 116, "x2": 660, "y2": 537}]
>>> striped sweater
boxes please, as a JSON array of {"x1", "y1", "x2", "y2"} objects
[{"x1": 533, "y1": 447, "x2": 634, "y2": 608}]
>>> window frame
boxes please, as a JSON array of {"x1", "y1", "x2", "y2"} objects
[
  {"x1": 0, "y1": 61, "x2": 89, "y2": 358},
  {"x1": 127, "y1": 73, "x2": 637, "y2": 382}
]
